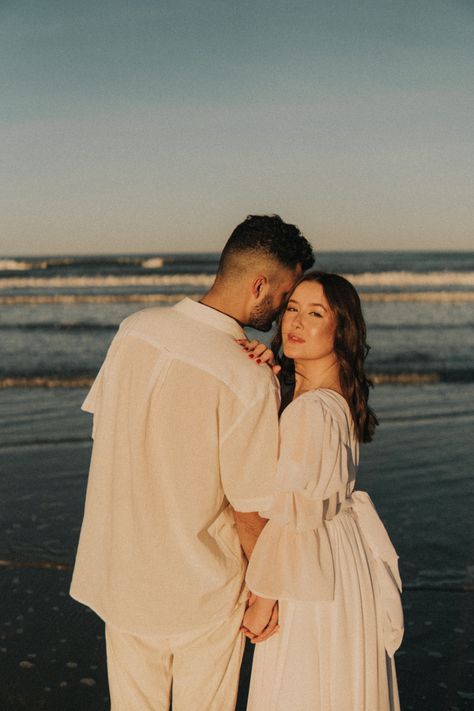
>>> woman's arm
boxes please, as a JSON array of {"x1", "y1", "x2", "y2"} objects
[
  {"x1": 231, "y1": 509, "x2": 280, "y2": 642},
  {"x1": 232, "y1": 509, "x2": 267, "y2": 561}
]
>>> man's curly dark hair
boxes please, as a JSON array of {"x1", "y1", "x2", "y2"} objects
[{"x1": 217, "y1": 215, "x2": 314, "y2": 277}]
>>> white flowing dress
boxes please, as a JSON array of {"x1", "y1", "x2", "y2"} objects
[{"x1": 246, "y1": 389, "x2": 403, "y2": 711}]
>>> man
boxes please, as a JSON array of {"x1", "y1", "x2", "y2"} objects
[{"x1": 70, "y1": 214, "x2": 314, "y2": 710}]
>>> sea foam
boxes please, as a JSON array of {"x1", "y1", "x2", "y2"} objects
[
  {"x1": 0, "y1": 259, "x2": 37, "y2": 271},
  {"x1": 0, "y1": 274, "x2": 215, "y2": 289},
  {"x1": 2, "y1": 270, "x2": 474, "y2": 290},
  {"x1": 1, "y1": 291, "x2": 473, "y2": 306}
]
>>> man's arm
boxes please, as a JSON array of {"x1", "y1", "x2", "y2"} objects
[
  {"x1": 232, "y1": 509, "x2": 268, "y2": 561},
  {"x1": 232, "y1": 508, "x2": 279, "y2": 643}
]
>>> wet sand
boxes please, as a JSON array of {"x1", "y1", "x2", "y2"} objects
[
  {"x1": 1, "y1": 566, "x2": 473, "y2": 710},
  {"x1": 1, "y1": 384, "x2": 473, "y2": 708}
]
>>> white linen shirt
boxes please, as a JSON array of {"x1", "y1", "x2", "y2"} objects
[{"x1": 70, "y1": 298, "x2": 280, "y2": 636}]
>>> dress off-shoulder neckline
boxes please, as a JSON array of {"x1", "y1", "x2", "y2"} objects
[{"x1": 288, "y1": 388, "x2": 350, "y2": 413}]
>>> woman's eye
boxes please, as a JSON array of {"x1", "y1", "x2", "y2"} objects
[
  {"x1": 286, "y1": 306, "x2": 297, "y2": 312},
  {"x1": 309, "y1": 311, "x2": 323, "y2": 318}
]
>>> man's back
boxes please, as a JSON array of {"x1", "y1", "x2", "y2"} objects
[{"x1": 70, "y1": 298, "x2": 280, "y2": 636}]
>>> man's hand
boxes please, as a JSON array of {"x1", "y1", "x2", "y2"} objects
[
  {"x1": 236, "y1": 339, "x2": 281, "y2": 376},
  {"x1": 241, "y1": 595, "x2": 279, "y2": 644}
]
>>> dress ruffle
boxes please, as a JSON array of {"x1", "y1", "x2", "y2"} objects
[
  {"x1": 260, "y1": 485, "x2": 351, "y2": 533},
  {"x1": 246, "y1": 515, "x2": 336, "y2": 601}
]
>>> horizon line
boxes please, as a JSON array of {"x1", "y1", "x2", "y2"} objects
[{"x1": 2, "y1": 248, "x2": 474, "y2": 259}]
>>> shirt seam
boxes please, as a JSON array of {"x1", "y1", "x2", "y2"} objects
[
  {"x1": 125, "y1": 327, "x2": 271, "y2": 405},
  {"x1": 220, "y1": 391, "x2": 273, "y2": 446}
]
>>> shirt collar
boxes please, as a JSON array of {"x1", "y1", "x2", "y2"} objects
[{"x1": 174, "y1": 297, "x2": 246, "y2": 339}]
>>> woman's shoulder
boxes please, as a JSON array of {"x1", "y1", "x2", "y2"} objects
[
  {"x1": 283, "y1": 388, "x2": 348, "y2": 416},
  {"x1": 282, "y1": 389, "x2": 354, "y2": 439}
]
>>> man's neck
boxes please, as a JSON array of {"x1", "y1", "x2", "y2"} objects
[{"x1": 199, "y1": 291, "x2": 246, "y2": 327}]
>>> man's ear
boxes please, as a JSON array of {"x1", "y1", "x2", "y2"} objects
[{"x1": 252, "y1": 275, "x2": 268, "y2": 299}]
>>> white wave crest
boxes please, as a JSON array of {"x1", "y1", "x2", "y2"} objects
[
  {"x1": 362, "y1": 291, "x2": 474, "y2": 302},
  {"x1": 141, "y1": 257, "x2": 164, "y2": 269},
  {"x1": 0, "y1": 259, "x2": 35, "y2": 271},
  {"x1": 346, "y1": 271, "x2": 474, "y2": 287},
  {"x1": 0, "y1": 293, "x2": 202, "y2": 305},
  {"x1": 0, "y1": 274, "x2": 215, "y2": 289},
  {"x1": 1, "y1": 291, "x2": 474, "y2": 306},
  {"x1": 2, "y1": 270, "x2": 474, "y2": 289}
]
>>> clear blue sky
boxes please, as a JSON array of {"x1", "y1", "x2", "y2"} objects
[{"x1": 1, "y1": 0, "x2": 473, "y2": 255}]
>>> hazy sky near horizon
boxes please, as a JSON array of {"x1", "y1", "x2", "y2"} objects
[{"x1": 1, "y1": 0, "x2": 473, "y2": 255}]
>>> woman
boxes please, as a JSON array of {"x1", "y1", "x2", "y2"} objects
[{"x1": 241, "y1": 272, "x2": 403, "y2": 711}]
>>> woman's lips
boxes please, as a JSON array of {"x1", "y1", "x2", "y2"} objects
[{"x1": 287, "y1": 333, "x2": 305, "y2": 343}]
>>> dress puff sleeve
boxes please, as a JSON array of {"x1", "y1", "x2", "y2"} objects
[{"x1": 245, "y1": 393, "x2": 353, "y2": 602}]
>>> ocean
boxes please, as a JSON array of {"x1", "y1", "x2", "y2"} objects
[
  {"x1": 1, "y1": 251, "x2": 474, "y2": 386},
  {"x1": 1, "y1": 251, "x2": 473, "y2": 710}
]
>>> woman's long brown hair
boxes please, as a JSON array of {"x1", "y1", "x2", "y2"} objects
[{"x1": 271, "y1": 271, "x2": 378, "y2": 443}]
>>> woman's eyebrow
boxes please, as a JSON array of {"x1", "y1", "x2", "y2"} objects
[{"x1": 287, "y1": 299, "x2": 327, "y2": 311}]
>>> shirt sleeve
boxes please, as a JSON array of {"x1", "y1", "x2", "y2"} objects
[
  {"x1": 81, "y1": 363, "x2": 105, "y2": 415},
  {"x1": 219, "y1": 385, "x2": 280, "y2": 513},
  {"x1": 245, "y1": 395, "x2": 348, "y2": 601},
  {"x1": 81, "y1": 316, "x2": 133, "y2": 418}
]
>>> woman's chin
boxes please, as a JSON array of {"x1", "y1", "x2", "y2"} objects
[{"x1": 283, "y1": 344, "x2": 300, "y2": 359}]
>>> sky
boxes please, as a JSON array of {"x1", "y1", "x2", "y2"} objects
[{"x1": 1, "y1": 0, "x2": 473, "y2": 255}]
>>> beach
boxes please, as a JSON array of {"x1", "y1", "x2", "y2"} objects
[
  {"x1": 1, "y1": 383, "x2": 473, "y2": 710},
  {"x1": 1, "y1": 252, "x2": 473, "y2": 708}
]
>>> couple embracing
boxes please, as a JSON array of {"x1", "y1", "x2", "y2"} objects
[{"x1": 70, "y1": 215, "x2": 403, "y2": 710}]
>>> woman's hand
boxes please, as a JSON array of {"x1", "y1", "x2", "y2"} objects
[
  {"x1": 241, "y1": 595, "x2": 279, "y2": 643},
  {"x1": 236, "y1": 339, "x2": 281, "y2": 375}
]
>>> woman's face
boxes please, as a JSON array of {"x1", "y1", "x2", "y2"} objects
[{"x1": 281, "y1": 280, "x2": 337, "y2": 362}]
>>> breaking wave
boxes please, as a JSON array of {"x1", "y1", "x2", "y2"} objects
[
  {"x1": 2, "y1": 270, "x2": 474, "y2": 292},
  {"x1": 346, "y1": 271, "x2": 474, "y2": 287},
  {"x1": 361, "y1": 291, "x2": 474, "y2": 302},
  {"x1": 141, "y1": 257, "x2": 164, "y2": 269},
  {"x1": 0, "y1": 322, "x2": 117, "y2": 331},
  {"x1": 0, "y1": 293, "x2": 201, "y2": 305},
  {"x1": 0, "y1": 255, "x2": 169, "y2": 272},
  {"x1": 0, "y1": 274, "x2": 215, "y2": 289},
  {"x1": 1, "y1": 291, "x2": 473, "y2": 306},
  {"x1": 0, "y1": 259, "x2": 38, "y2": 271}
]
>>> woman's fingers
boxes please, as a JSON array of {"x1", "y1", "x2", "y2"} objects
[
  {"x1": 236, "y1": 338, "x2": 259, "y2": 351},
  {"x1": 252, "y1": 343, "x2": 270, "y2": 357},
  {"x1": 236, "y1": 339, "x2": 277, "y2": 367},
  {"x1": 238, "y1": 339, "x2": 270, "y2": 357},
  {"x1": 251, "y1": 604, "x2": 279, "y2": 644},
  {"x1": 252, "y1": 624, "x2": 280, "y2": 644},
  {"x1": 254, "y1": 345, "x2": 274, "y2": 362},
  {"x1": 240, "y1": 625, "x2": 256, "y2": 640}
]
